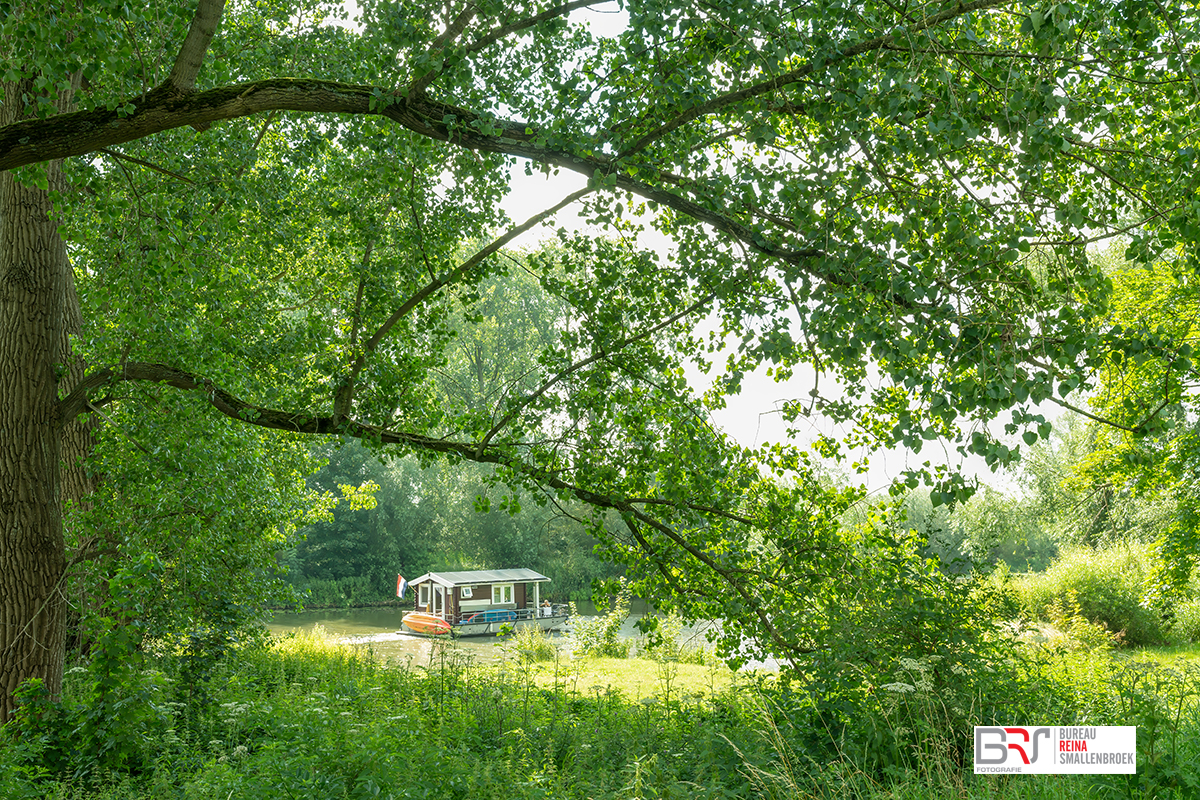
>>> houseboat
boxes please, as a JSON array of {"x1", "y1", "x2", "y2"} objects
[{"x1": 400, "y1": 568, "x2": 569, "y2": 637}]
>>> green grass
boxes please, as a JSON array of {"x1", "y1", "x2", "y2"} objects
[
  {"x1": 524, "y1": 654, "x2": 740, "y2": 701},
  {"x1": 1116, "y1": 642, "x2": 1200, "y2": 668},
  {"x1": 6, "y1": 629, "x2": 1200, "y2": 799}
]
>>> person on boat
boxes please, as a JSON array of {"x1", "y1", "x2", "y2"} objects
[{"x1": 540, "y1": 599, "x2": 552, "y2": 617}]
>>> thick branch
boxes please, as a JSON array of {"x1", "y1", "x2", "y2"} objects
[
  {"x1": 0, "y1": 79, "x2": 376, "y2": 170},
  {"x1": 167, "y1": 0, "x2": 228, "y2": 93}
]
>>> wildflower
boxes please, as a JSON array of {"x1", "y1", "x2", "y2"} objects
[
  {"x1": 232, "y1": 745, "x2": 249, "y2": 759},
  {"x1": 950, "y1": 664, "x2": 967, "y2": 675},
  {"x1": 881, "y1": 682, "x2": 916, "y2": 693},
  {"x1": 898, "y1": 658, "x2": 921, "y2": 671}
]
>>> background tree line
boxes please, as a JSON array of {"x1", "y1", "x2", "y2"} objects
[{"x1": 285, "y1": 439, "x2": 624, "y2": 605}]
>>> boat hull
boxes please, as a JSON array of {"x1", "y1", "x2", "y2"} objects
[
  {"x1": 399, "y1": 612, "x2": 569, "y2": 638},
  {"x1": 452, "y1": 613, "x2": 569, "y2": 637}
]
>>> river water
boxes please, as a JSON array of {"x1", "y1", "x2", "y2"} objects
[{"x1": 264, "y1": 603, "x2": 723, "y2": 666}]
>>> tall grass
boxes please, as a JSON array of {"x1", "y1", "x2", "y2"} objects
[{"x1": 6, "y1": 626, "x2": 1200, "y2": 799}]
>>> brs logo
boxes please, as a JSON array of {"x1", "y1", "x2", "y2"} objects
[{"x1": 975, "y1": 727, "x2": 1051, "y2": 765}]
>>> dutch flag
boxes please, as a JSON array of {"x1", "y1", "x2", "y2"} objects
[{"x1": 396, "y1": 574, "x2": 407, "y2": 599}]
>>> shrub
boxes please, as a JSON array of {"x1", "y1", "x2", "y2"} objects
[
  {"x1": 1043, "y1": 590, "x2": 1123, "y2": 651},
  {"x1": 502, "y1": 623, "x2": 559, "y2": 662},
  {"x1": 1014, "y1": 541, "x2": 1169, "y2": 647},
  {"x1": 1170, "y1": 598, "x2": 1200, "y2": 644},
  {"x1": 570, "y1": 579, "x2": 633, "y2": 658}
]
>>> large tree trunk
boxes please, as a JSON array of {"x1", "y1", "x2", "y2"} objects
[{"x1": 0, "y1": 79, "x2": 74, "y2": 722}]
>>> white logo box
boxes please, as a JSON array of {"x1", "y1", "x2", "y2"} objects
[{"x1": 973, "y1": 726, "x2": 1137, "y2": 774}]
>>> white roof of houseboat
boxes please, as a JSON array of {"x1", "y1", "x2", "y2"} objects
[{"x1": 410, "y1": 568, "x2": 550, "y2": 587}]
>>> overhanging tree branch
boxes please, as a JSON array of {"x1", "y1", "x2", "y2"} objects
[
  {"x1": 61, "y1": 358, "x2": 815, "y2": 663},
  {"x1": 617, "y1": 0, "x2": 1014, "y2": 158},
  {"x1": 61, "y1": 359, "x2": 770, "y2": 546}
]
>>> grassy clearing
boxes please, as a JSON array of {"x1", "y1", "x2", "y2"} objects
[
  {"x1": 1115, "y1": 642, "x2": 1200, "y2": 668},
  {"x1": 519, "y1": 654, "x2": 740, "y2": 702}
]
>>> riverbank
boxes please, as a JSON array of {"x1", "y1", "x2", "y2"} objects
[
  {"x1": 5, "y1": 627, "x2": 1195, "y2": 799},
  {"x1": 262, "y1": 602, "x2": 710, "y2": 667}
]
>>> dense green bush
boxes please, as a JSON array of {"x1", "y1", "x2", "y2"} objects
[
  {"x1": 569, "y1": 580, "x2": 634, "y2": 659},
  {"x1": 501, "y1": 623, "x2": 560, "y2": 662},
  {"x1": 1170, "y1": 598, "x2": 1200, "y2": 645},
  {"x1": 1014, "y1": 542, "x2": 1169, "y2": 646}
]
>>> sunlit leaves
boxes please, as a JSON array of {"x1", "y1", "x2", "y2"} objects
[{"x1": 11, "y1": 0, "x2": 1195, "y2": 672}]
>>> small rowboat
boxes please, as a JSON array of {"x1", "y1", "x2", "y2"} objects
[{"x1": 401, "y1": 612, "x2": 452, "y2": 635}]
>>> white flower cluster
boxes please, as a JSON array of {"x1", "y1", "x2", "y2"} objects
[{"x1": 881, "y1": 682, "x2": 916, "y2": 694}]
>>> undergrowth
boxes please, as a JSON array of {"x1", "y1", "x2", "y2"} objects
[{"x1": 3, "y1": 628, "x2": 1200, "y2": 798}]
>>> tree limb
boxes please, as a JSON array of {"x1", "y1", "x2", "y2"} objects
[
  {"x1": 464, "y1": 0, "x2": 602, "y2": 55},
  {"x1": 476, "y1": 292, "x2": 713, "y2": 453},
  {"x1": 166, "y1": 0, "x2": 228, "y2": 94},
  {"x1": 338, "y1": 185, "x2": 595, "y2": 414},
  {"x1": 407, "y1": 3, "x2": 480, "y2": 99}
]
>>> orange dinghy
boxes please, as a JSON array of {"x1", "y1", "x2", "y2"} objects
[{"x1": 401, "y1": 612, "x2": 451, "y2": 636}]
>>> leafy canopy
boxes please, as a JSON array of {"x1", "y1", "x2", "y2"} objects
[{"x1": 3, "y1": 0, "x2": 1199, "y2": 669}]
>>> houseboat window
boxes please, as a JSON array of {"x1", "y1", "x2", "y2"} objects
[
  {"x1": 492, "y1": 584, "x2": 513, "y2": 604},
  {"x1": 419, "y1": 584, "x2": 430, "y2": 606},
  {"x1": 461, "y1": 586, "x2": 473, "y2": 599}
]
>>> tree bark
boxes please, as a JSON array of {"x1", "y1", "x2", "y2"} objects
[{"x1": 0, "y1": 77, "x2": 75, "y2": 722}]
